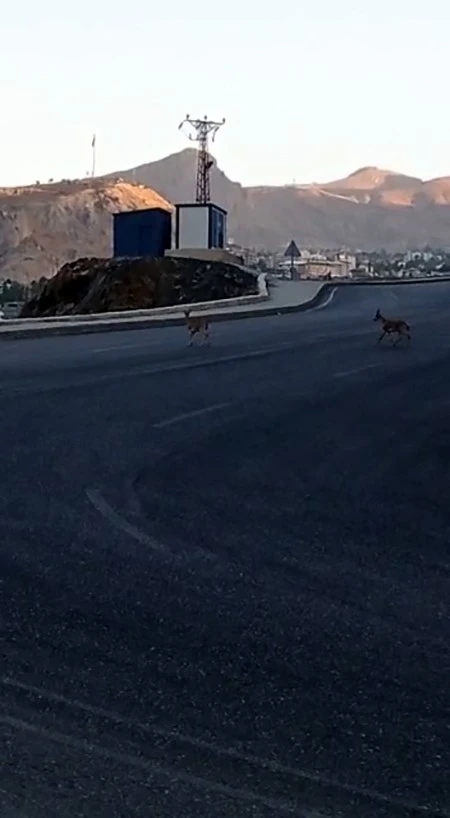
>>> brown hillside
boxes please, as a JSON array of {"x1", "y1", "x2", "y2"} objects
[
  {"x1": 321, "y1": 166, "x2": 423, "y2": 193},
  {"x1": 111, "y1": 150, "x2": 450, "y2": 250},
  {"x1": 0, "y1": 179, "x2": 171, "y2": 283},
  {"x1": 3, "y1": 151, "x2": 450, "y2": 283},
  {"x1": 421, "y1": 178, "x2": 450, "y2": 204}
]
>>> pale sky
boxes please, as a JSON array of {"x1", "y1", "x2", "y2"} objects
[{"x1": 1, "y1": 0, "x2": 449, "y2": 188}]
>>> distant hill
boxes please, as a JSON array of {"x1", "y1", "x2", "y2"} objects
[
  {"x1": 0, "y1": 179, "x2": 171, "y2": 283},
  {"x1": 2, "y1": 150, "x2": 450, "y2": 283},
  {"x1": 110, "y1": 149, "x2": 450, "y2": 250}
]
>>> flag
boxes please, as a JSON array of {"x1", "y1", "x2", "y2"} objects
[{"x1": 92, "y1": 134, "x2": 96, "y2": 148}]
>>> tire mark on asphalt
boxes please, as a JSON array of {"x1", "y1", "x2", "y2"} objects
[{"x1": 1, "y1": 678, "x2": 446, "y2": 817}]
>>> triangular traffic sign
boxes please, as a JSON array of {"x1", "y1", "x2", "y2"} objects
[{"x1": 284, "y1": 240, "x2": 301, "y2": 258}]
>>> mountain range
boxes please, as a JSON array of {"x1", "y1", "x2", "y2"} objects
[
  {"x1": 2, "y1": 148, "x2": 450, "y2": 283},
  {"x1": 110, "y1": 149, "x2": 450, "y2": 250}
]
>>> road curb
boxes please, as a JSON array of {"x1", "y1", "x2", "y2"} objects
[
  {"x1": 0, "y1": 284, "x2": 331, "y2": 341},
  {"x1": 7, "y1": 274, "x2": 448, "y2": 341}
]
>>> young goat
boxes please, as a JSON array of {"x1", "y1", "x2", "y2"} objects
[
  {"x1": 373, "y1": 308, "x2": 411, "y2": 346},
  {"x1": 184, "y1": 309, "x2": 210, "y2": 346}
]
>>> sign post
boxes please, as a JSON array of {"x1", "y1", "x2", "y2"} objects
[{"x1": 284, "y1": 240, "x2": 301, "y2": 278}]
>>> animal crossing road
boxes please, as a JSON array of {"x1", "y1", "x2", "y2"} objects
[{"x1": 0, "y1": 282, "x2": 449, "y2": 817}]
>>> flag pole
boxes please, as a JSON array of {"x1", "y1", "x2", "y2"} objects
[{"x1": 91, "y1": 134, "x2": 96, "y2": 177}]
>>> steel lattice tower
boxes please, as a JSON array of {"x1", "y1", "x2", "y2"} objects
[{"x1": 179, "y1": 115, "x2": 225, "y2": 203}]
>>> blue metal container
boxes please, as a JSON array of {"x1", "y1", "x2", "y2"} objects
[{"x1": 113, "y1": 208, "x2": 172, "y2": 257}]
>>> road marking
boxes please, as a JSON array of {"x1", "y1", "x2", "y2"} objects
[
  {"x1": 313, "y1": 286, "x2": 337, "y2": 311},
  {"x1": 86, "y1": 488, "x2": 216, "y2": 563},
  {"x1": 153, "y1": 402, "x2": 230, "y2": 429},
  {"x1": 1, "y1": 678, "x2": 441, "y2": 816},
  {"x1": 92, "y1": 341, "x2": 163, "y2": 354},
  {"x1": 333, "y1": 363, "x2": 381, "y2": 378},
  {"x1": 388, "y1": 289, "x2": 400, "y2": 303},
  {"x1": 5, "y1": 344, "x2": 302, "y2": 396},
  {"x1": 86, "y1": 488, "x2": 168, "y2": 553},
  {"x1": 0, "y1": 714, "x2": 306, "y2": 815}
]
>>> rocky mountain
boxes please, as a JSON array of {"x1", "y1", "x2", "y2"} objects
[
  {"x1": 0, "y1": 179, "x2": 171, "y2": 283},
  {"x1": 3, "y1": 150, "x2": 450, "y2": 284},
  {"x1": 112, "y1": 150, "x2": 450, "y2": 250}
]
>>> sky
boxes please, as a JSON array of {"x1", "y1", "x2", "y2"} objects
[{"x1": 1, "y1": 0, "x2": 449, "y2": 188}]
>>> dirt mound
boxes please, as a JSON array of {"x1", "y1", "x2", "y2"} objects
[{"x1": 20, "y1": 256, "x2": 257, "y2": 317}]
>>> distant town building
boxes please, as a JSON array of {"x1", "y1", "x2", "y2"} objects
[{"x1": 291, "y1": 259, "x2": 352, "y2": 279}]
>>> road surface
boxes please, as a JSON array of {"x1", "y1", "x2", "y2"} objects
[{"x1": 0, "y1": 283, "x2": 449, "y2": 817}]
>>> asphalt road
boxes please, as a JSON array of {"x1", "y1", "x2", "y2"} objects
[{"x1": 0, "y1": 283, "x2": 449, "y2": 818}]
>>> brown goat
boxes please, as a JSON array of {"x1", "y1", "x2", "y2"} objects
[{"x1": 374, "y1": 308, "x2": 411, "y2": 346}]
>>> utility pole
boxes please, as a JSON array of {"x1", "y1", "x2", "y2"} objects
[{"x1": 178, "y1": 114, "x2": 225, "y2": 203}]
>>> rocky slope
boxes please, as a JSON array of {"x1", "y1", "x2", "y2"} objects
[
  {"x1": 112, "y1": 150, "x2": 450, "y2": 250},
  {"x1": 0, "y1": 179, "x2": 171, "y2": 284},
  {"x1": 20, "y1": 256, "x2": 257, "y2": 317}
]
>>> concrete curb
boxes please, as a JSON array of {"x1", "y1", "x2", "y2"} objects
[
  {"x1": 336, "y1": 275, "x2": 450, "y2": 286},
  {"x1": 2, "y1": 275, "x2": 448, "y2": 342},
  {"x1": 0, "y1": 282, "x2": 330, "y2": 341}
]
